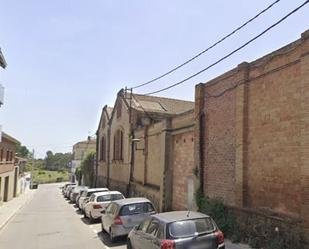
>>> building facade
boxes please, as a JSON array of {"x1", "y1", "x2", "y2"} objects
[
  {"x1": 72, "y1": 139, "x2": 96, "y2": 183},
  {"x1": 195, "y1": 30, "x2": 309, "y2": 237},
  {"x1": 96, "y1": 105, "x2": 113, "y2": 187},
  {"x1": 0, "y1": 132, "x2": 19, "y2": 205},
  {"x1": 96, "y1": 90, "x2": 195, "y2": 211}
]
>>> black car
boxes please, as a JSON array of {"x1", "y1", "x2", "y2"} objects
[{"x1": 127, "y1": 211, "x2": 225, "y2": 249}]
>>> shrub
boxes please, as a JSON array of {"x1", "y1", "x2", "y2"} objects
[{"x1": 195, "y1": 189, "x2": 237, "y2": 237}]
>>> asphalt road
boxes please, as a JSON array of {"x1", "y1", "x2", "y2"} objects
[
  {"x1": 0, "y1": 183, "x2": 126, "y2": 249},
  {"x1": 0, "y1": 183, "x2": 249, "y2": 249}
]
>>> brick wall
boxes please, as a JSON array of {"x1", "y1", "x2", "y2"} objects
[
  {"x1": 171, "y1": 130, "x2": 195, "y2": 210},
  {"x1": 195, "y1": 30, "x2": 309, "y2": 228}
]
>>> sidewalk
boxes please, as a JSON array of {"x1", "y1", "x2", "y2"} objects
[{"x1": 0, "y1": 188, "x2": 37, "y2": 231}]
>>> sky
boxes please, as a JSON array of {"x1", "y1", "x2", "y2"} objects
[{"x1": 0, "y1": 0, "x2": 308, "y2": 158}]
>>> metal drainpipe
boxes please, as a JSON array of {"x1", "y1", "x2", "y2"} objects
[{"x1": 127, "y1": 88, "x2": 134, "y2": 197}]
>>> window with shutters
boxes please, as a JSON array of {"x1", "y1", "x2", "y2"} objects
[
  {"x1": 113, "y1": 129, "x2": 123, "y2": 161},
  {"x1": 100, "y1": 136, "x2": 106, "y2": 162}
]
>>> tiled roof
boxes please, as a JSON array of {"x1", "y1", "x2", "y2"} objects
[
  {"x1": 1, "y1": 132, "x2": 20, "y2": 144},
  {"x1": 127, "y1": 93, "x2": 194, "y2": 115}
]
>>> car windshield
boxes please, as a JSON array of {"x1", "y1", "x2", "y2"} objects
[
  {"x1": 119, "y1": 202, "x2": 154, "y2": 216},
  {"x1": 168, "y1": 218, "x2": 216, "y2": 238}
]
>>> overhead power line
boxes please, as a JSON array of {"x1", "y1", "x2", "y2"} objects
[
  {"x1": 130, "y1": 0, "x2": 282, "y2": 90},
  {"x1": 144, "y1": 0, "x2": 309, "y2": 96}
]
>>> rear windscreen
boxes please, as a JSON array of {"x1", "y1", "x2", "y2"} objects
[
  {"x1": 97, "y1": 194, "x2": 123, "y2": 202},
  {"x1": 168, "y1": 218, "x2": 215, "y2": 238},
  {"x1": 119, "y1": 202, "x2": 154, "y2": 216},
  {"x1": 87, "y1": 190, "x2": 107, "y2": 197}
]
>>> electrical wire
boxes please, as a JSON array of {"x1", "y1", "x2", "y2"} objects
[
  {"x1": 129, "y1": 0, "x2": 282, "y2": 90},
  {"x1": 143, "y1": 0, "x2": 309, "y2": 96}
]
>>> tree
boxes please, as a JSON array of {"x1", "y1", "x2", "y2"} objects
[
  {"x1": 16, "y1": 144, "x2": 30, "y2": 158},
  {"x1": 44, "y1": 151, "x2": 72, "y2": 171},
  {"x1": 80, "y1": 152, "x2": 96, "y2": 187}
]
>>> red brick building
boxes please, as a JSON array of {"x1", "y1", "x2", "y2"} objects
[
  {"x1": 195, "y1": 30, "x2": 309, "y2": 235},
  {"x1": 0, "y1": 132, "x2": 19, "y2": 205}
]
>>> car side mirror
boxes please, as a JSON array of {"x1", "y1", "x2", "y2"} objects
[{"x1": 100, "y1": 210, "x2": 106, "y2": 214}]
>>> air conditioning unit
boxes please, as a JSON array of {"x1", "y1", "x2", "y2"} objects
[{"x1": 0, "y1": 84, "x2": 4, "y2": 106}]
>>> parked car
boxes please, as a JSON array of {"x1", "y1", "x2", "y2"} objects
[
  {"x1": 65, "y1": 185, "x2": 76, "y2": 198},
  {"x1": 101, "y1": 197, "x2": 155, "y2": 242},
  {"x1": 70, "y1": 185, "x2": 88, "y2": 203},
  {"x1": 62, "y1": 183, "x2": 76, "y2": 195},
  {"x1": 78, "y1": 188, "x2": 109, "y2": 212},
  {"x1": 127, "y1": 211, "x2": 225, "y2": 249},
  {"x1": 84, "y1": 191, "x2": 125, "y2": 223},
  {"x1": 76, "y1": 189, "x2": 88, "y2": 208}
]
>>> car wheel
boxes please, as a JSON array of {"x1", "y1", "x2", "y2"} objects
[{"x1": 127, "y1": 239, "x2": 133, "y2": 249}]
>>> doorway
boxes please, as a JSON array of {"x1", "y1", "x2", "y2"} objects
[{"x1": 4, "y1": 176, "x2": 9, "y2": 202}]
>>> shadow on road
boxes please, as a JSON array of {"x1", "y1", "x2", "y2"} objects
[
  {"x1": 80, "y1": 216, "x2": 101, "y2": 225},
  {"x1": 97, "y1": 231, "x2": 126, "y2": 247},
  {"x1": 75, "y1": 209, "x2": 83, "y2": 215},
  {"x1": 80, "y1": 217, "x2": 90, "y2": 225}
]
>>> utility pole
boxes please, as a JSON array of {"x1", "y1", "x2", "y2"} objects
[
  {"x1": 128, "y1": 88, "x2": 134, "y2": 197},
  {"x1": 31, "y1": 149, "x2": 35, "y2": 188}
]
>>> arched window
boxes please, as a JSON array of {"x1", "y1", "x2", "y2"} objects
[
  {"x1": 113, "y1": 129, "x2": 123, "y2": 160},
  {"x1": 100, "y1": 136, "x2": 106, "y2": 162}
]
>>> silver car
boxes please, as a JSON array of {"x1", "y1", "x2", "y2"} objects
[
  {"x1": 101, "y1": 197, "x2": 155, "y2": 242},
  {"x1": 62, "y1": 183, "x2": 76, "y2": 195},
  {"x1": 127, "y1": 211, "x2": 225, "y2": 249},
  {"x1": 65, "y1": 185, "x2": 76, "y2": 198},
  {"x1": 70, "y1": 185, "x2": 88, "y2": 203}
]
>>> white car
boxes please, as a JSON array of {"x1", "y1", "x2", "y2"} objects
[
  {"x1": 78, "y1": 188, "x2": 109, "y2": 212},
  {"x1": 84, "y1": 191, "x2": 125, "y2": 222}
]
